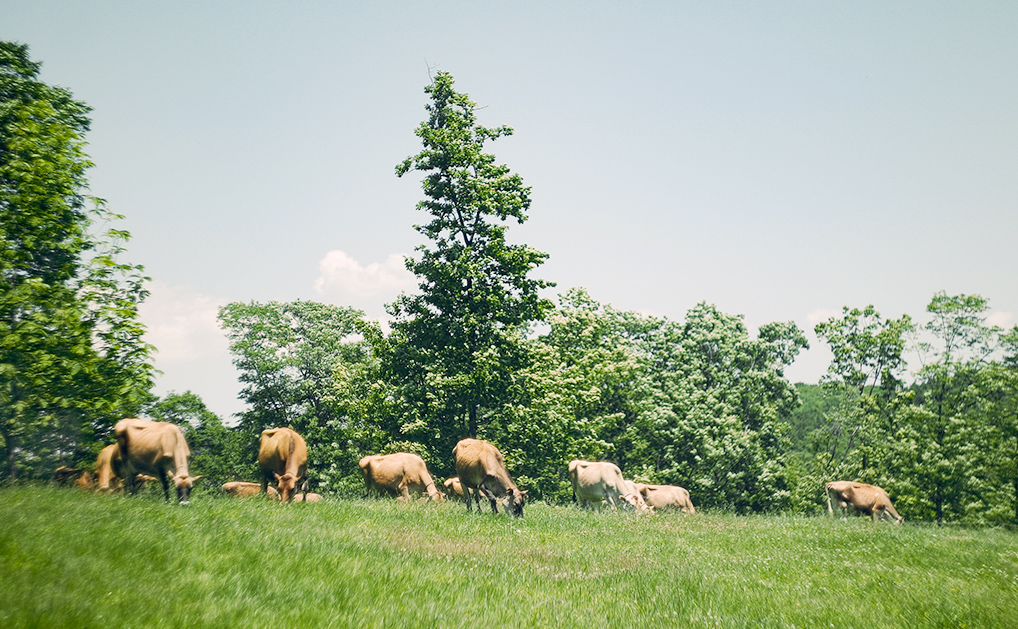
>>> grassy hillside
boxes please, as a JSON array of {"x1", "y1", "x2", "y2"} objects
[{"x1": 1, "y1": 487, "x2": 1016, "y2": 628}]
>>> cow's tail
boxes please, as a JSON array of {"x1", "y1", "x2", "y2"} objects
[{"x1": 825, "y1": 483, "x2": 835, "y2": 518}]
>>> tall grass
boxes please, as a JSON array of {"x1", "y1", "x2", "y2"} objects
[{"x1": 1, "y1": 486, "x2": 1016, "y2": 628}]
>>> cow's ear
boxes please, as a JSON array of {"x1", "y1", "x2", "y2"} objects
[
  {"x1": 521, "y1": 490, "x2": 529, "y2": 496},
  {"x1": 274, "y1": 473, "x2": 282, "y2": 481},
  {"x1": 190, "y1": 476, "x2": 203, "y2": 483}
]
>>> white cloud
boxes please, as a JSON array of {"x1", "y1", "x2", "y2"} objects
[
  {"x1": 313, "y1": 250, "x2": 416, "y2": 314},
  {"x1": 987, "y1": 311, "x2": 1014, "y2": 329},
  {"x1": 138, "y1": 281, "x2": 245, "y2": 418},
  {"x1": 139, "y1": 281, "x2": 228, "y2": 365}
]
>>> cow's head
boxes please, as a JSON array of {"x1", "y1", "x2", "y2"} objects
[
  {"x1": 505, "y1": 488, "x2": 527, "y2": 517},
  {"x1": 622, "y1": 492, "x2": 653, "y2": 515},
  {"x1": 274, "y1": 472, "x2": 300, "y2": 502},
  {"x1": 173, "y1": 473, "x2": 202, "y2": 505}
]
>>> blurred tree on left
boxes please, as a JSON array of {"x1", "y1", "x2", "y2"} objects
[{"x1": 0, "y1": 42, "x2": 154, "y2": 480}]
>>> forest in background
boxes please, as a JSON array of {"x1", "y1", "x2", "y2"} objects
[{"x1": 3, "y1": 43, "x2": 1016, "y2": 525}]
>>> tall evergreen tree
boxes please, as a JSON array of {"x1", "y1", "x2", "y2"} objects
[{"x1": 380, "y1": 71, "x2": 553, "y2": 461}]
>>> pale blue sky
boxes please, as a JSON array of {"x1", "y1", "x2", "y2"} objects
[{"x1": 5, "y1": 2, "x2": 1017, "y2": 419}]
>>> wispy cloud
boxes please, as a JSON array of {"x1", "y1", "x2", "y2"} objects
[
  {"x1": 806, "y1": 308, "x2": 841, "y2": 326},
  {"x1": 312, "y1": 250, "x2": 416, "y2": 316},
  {"x1": 139, "y1": 281, "x2": 228, "y2": 365},
  {"x1": 987, "y1": 311, "x2": 1014, "y2": 329}
]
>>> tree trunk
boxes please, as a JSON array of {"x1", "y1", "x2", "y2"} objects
[{"x1": 1013, "y1": 477, "x2": 1018, "y2": 524}]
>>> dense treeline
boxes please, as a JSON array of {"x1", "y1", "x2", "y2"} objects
[{"x1": 3, "y1": 46, "x2": 1016, "y2": 525}]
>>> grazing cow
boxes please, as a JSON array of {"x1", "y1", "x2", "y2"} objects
[
  {"x1": 115, "y1": 418, "x2": 202, "y2": 505},
  {"x1": 95, "y1": 443, "x2": 126, "y2": 492},
  {"x1": 635, "y1": 483, "x2": 695, "y2": 514},
  {"x1": 623, "y1": 480, "x2": 654, "y2": 514},
  {"x1": 222, "y1": 481, "x2": 279, "y2": 499},
  {"x1": 359, "y1": 452, "x2": 444, "y2": 502},
  {"x1": 569, "y1": 460, "x2": 650, "y2": 513},
  {"x1": 826, "y1": 481, "x2": 903, "y2": 524},
  {"x1": 292, "y1": 492, "x2": 322, "y2": 503},
  {"x1": 258, "y1": 427, "x2": 308, "y2": 502},
  {"x1": 453, "y1": 438, "x2": 526, "y2": 517}
]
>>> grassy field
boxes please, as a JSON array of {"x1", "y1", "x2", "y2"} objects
[{"x1": 1, "y1": 487, "x2": 1016, "y2": 628}]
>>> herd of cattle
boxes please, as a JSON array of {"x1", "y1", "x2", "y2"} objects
[{"x1": 52, "y1": 419, "x2": 904, "y2": 524}]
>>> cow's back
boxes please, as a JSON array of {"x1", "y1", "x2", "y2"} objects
[
  {"x1": 259, "y1": 428, "x2": 307, "y2": 475},
  {"x1": 116, "y1": 419, "x2": 186, "y2": 473},
  {"x1": 360, "y1": 452, "x2": 437, "y2": 498},
  {"x1": 360, "y1": 453, "x2": 411, "y2": 491},
  {"x1": 454, "y1": 438, "x2": 504, "y2": 485},
  {"x1": 570, "y1": 460, "x2": 626, "y2": 502}
]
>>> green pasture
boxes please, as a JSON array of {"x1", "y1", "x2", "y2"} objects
[{"x1": 1, "y1": 486, "x2": 1016, "y2": 628}]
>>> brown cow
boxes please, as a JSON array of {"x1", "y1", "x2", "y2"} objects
[
  {"x1": 635, "y1": 483, "x2": 695, "y2": 514},
  {"x1": 54, "y1": 466, "x2": 84, "y2": 486},
  {"x1": 95, "y1": 443, "x2": 126, "y2": 492},
  {"x1": 76, "y1": 470, "x2": 94, "y2": 490},
  {"x1": 115, "y1": 418, "x2": 202, "y2": 505},
  {"x1": 359, "y1": 452, "x2": 444, "y2": 502},
  {"x1": 222, "y1": 481, "x2": 279, "y2": 499},
  {"x1": 569, "y1": 460, "x2": 650, "y2": 513},
  {"x1": 444, "y1": 476, "x2": 474, "y2": 502},
  {"x1": 258, "y1": 427, "x2": 308, "y2": 502},
  {"x1": 826, "y1": 481, "x2": 903, "y2": 524},
  {"x1": 453, "y1": 438, "x2": 526, "y2": 517}
]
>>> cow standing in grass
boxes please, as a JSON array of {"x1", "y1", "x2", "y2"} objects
[
  {"x1": 453, "y1": 438, "x2": 526, "y2": 517},
  {"x1": 826, "y1": 481, "x2": 903, "y2": 524},
  {"x1": 569, "y1": 460, "x2": 650, "y2": 513},
  {"x1": 258, "y1": 428, "x2": 308, "y2": 503},
  {"x1": 115, "y1": 418, "x2": 202, "y2": 505},
  {"x1": 359, "y1": 452, "x2": 444, "y2": 502},
  {"x1": 95, "y1": 443, "x2": 125, "y2": 492}
]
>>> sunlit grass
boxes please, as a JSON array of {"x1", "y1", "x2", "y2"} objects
[{"x1": 1, "y1": 486, "x2": 1016, "y2": 628}]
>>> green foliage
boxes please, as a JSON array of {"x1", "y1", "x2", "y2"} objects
[
  {"x1": 376, "y1": 70, "x2": 553, "y2": 466},
  {"x1": 802, "y1": 292, "x2": 1018, "y2": 525},
  {"x1": 217, "y1": 300, "x2": 376, "y2": 492},
  {"x1": 529, "y1": 290, "x2": 808, "y2": 512},
  {"x1": 4, "y1": 488, "x2": 1018, "y2": 629},
  {"x1": 0, "y1": 42, "x2": 153, "y2": 480}
]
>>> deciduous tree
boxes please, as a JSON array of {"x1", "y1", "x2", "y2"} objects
[{"x1": 0, "y1": 42, "x2": 153, "y2": 479}]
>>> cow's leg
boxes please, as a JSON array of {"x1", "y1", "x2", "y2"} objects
[
  {"x1": 479, "y1": 479, "x2": 499, "y2": 514},
  {"x1": 123, "y1": 468, "x2": 137, "y2": 496},
  {"x1": 159, "y1": 467, "x2": 171, "y2": 502}
]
